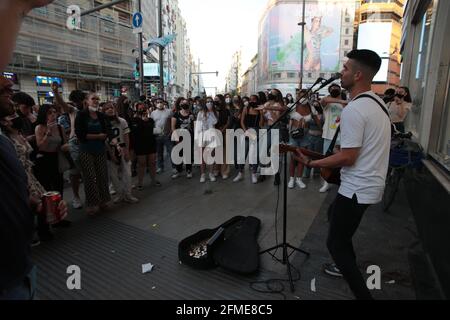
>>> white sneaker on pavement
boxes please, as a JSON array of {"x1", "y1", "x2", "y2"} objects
[
  {"x1": 113, "y1": 196, "x2": 123, "y2": 204},
  {"x1": 319, "y1": 181, "x2": 330, "y2": 193},
  {"x1": 186, "y1": 171, "x2": 193, "y2": 179},
  {"x1": 222, "y1": 175, "x2": 229, "y2": 180},
  {"x1": 209, "y1": 173, "x2": 217, "y2": 182},
  {"x1": 251, "y1": 173, "x2": 258, "y2": 184},
  {"x1": 124, "y1": 195, "x2": 139, "y2": 204},
  {"x1": 72, "y1": 197, "x2": 83, "y2": 209},
  {"x1": 288, "y1": 177, "x2": 295, "y2": 189},
  {"x1": 296, "y1": 178, "x2": 307, "y2": 189},
  {"x1": 156, "y1": 168, "x2": 162, "y2": 174},
  {"x1": 172, "y1": 168, "x2": 178, "y2": 175},
  {"x1": 200, "y1": 174, "x2": 206, "y2": 183},
  {"x1": 171, "y1": 172, "x2": 180, "y2": 179},
  {"x1": 233, "y1": 172, "x2": 243, "y2": 182}
]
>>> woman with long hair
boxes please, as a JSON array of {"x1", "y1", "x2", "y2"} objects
[
  {"x1": 195, "y1": 96, "x2": 218, "y2": 183},
  {"x1": 214, "y1": 94, "x2": 231, "y2": 179},
  {"x1": 75, "y1": 92, "x2": 112, "y2": 215},
  {"x1": 387, "y1": 86, "x2": 412, "y2": 133}
]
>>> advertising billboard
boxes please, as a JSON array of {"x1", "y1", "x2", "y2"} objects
[
  {"x1": 259, "y1": 2, "x2": 344, "y2": 82},
  {"x1": 144, "y1": 63, "x2": 160, "y2": 77},
  {"x1": 357, "y1": 22, "x2": 392, "y2": 82}
]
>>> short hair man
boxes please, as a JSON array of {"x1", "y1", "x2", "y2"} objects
[{"x1": 296, "y1": 49, "x2": 391, "y2": 300}]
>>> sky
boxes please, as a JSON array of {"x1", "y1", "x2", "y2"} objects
[{"x1": 178, "y1": 0, "x2": 268, "y2": 96}]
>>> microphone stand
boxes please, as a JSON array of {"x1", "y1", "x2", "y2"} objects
[{"x1": 259, "y1": 77, "x2": 330, "y2": 293}]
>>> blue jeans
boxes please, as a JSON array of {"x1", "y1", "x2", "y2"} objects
[
  {"x1": 238, "y1": 131, "x2": 259, "y2": 173},
  {"x1": 0, "y1": 265, "x2": 36, "y2": 300},
  {"x1": 304, "y1": 134, "x2": 323, "y2": 177},
  {"x1": 155, "y1": 135, "x2": 173, "y2": 170}
]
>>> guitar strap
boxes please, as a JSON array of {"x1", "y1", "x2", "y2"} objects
[{"x1": 325, "y1": 93, "x2": 393, "y2": 157}]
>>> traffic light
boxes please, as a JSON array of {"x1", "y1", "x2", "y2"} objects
[{"x1": 134, "y1": 58, "x2": 140, "y2": 79}]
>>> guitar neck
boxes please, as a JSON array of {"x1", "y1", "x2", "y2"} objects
[{"x1": 279, "y1": 144, "x2": 326, "y2": 160}]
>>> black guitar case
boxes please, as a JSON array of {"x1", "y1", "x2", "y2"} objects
[
  {"x1": 212, "y1": 216, "x2": 261, "y2": 275},
  {"x1": 178, "y1": 216, "x2": 261, "y2": 274}
]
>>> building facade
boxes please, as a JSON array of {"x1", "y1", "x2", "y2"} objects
[
  {"x1": 240, "y1": 54, "x2": 258, "y2": 97},
  {"x1": 225, "y1": 50, "x2": 242, "y2": 94},
  {"x1": 6, "y1": 0, "x2": 136, "y2": 104},
  {"x1": 257, "y1": 0, "x2": 356, "y2": 96},
  {"x1": 399, "y1": 0, "x2": 450, "y2": 299},
  {"x1": 355, "y1": 0, "x2": 405, "y2": 94}
]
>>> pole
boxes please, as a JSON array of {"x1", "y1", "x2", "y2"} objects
[
  {"x1": 138, "y1": 0, "x2": 144, "y2": 96},
  {"x1": 158, "y1": 0, "x2": 164, "y2": 98},
  {"x1": 298, "y1": 0, "x2": 306, "y2": 91},
  {"x1": 197, "y1": 58, "x2": 200, "y2": 96}
]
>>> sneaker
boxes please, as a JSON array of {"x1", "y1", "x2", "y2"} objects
[
  {"x1": 319, "y1": 181, "x2": 330, "y2": 193},
  {"x1": 200, "y1": 173, "x2": 206, "y2": 183},
  {"x1": 209, "y1": 173, "x2": 217, "y2": 182},
  {"x1": 124, "y1": 195, "x2": 139, "y2": 204},
  {"x1": 222, "y1": 175, "x2": 229, "y2": 180},
  {"x1": 151, "y1": 180, "x2": 162, "y2": 187},
  {"x1": 113, "y1": 196, "x2": 124, "y2": 204},
  {"x1": 31, "y1": 239, "x2": 41, "y2": 247},
  {"x1": 172, "y1": 168, "x2": 178, "y2": 175},
  {"x1": 72, "y1": 197, "x2": 82, "y2": 209},
  {"x1": 171, "y1": 172, "x2": 180, "y2": 179},
  {"x1": 109, "y1": 184, "x2": 116, "y2": 195},
  {"x1": 156, "y1": 167, "x2": 163, "y2": 174},
  {"x1": 323, "y1": 263, "x2": 343, "y2": 278},
  {"x1": 296, "y1": 178, "x2": 307, "y2": 189},
  {"x1": 233, "y1": 172, "x2": 243, "y2": 182},
  {"x1": 251, "y1": 173, "x2": 258, "y2": 184},
  {"x1": 186, "y1": 171, "x2": 193, "y2": 179},
  {"x1": 288, "y1": 177, "x2": 295, "y2": 189}
]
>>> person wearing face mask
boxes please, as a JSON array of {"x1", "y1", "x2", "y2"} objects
[
  {"x1": 229, "y1": 95, "x2": 243, "y2": 132},
  {"x1": 11, "y1": 92, "x2": 37, "y2": 140},
  {"x1": 75, "y1": 92, "x2": 112, "y2": 215},
  {"x1": 234, "y1": 94, "x2": 264, "y2": 183},
  {"x1": 195, "y1": 97, "x2": 219, "y2": 183},
  {"x1": 104, "y1": 102, "x2": 138, "y2": 204},
  {"x1": 171, "y1": 99, "x2": 195, "y2": 179},
  {"x1": 286, "y1": 93, "x2": 294, "y2": 104},
  {"x1": 193, "y1": 96, "x2": 203, "y2": 118},
  {"x1": 319, "y1": 83, "x2": 348, "y2": 193},
  {"x1": 214, "y1": 94, "x2": 231, "y2": 179},
  {"x1": 151, "y1": 98, "x2": 173, "y2": 174},
  {"x1": 387, "y1": 87, "x2": 412, "y2": 133},
  {"x1": 130, "y1": 102, "x2": 161, "y2": 190}
]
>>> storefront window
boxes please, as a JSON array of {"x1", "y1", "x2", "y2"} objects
[{"x1": 435, "y1": 65, "x2": 450, "y2": 171}]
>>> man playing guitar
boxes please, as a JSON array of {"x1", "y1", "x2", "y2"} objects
[{"x1": 294, "y1": 49, "x2": 391, "y2": 300}]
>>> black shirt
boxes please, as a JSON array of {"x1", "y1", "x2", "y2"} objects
[
  {"x1": 216, "y1": 108, "x2": 231, "y2": 129},
  {"x1": 173, "y1": 112, "x2": 194, "y2": 132},
  {"x1": 0, "y1": 134, "x2": 33, "y2": 292}
]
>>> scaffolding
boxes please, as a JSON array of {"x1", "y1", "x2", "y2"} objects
[{"x1": 8, "y1": 0, "x2": 136, "y2": 85}]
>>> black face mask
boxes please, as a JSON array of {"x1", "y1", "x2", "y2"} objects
[
  {"x1": 11, "y1": 117, "x2": 24, "y2": 130},
  {"x1": 249, "y1": 102, "x2": 258, "y2": 108},
  {"x1": 214, "y1": 101, "x2": 221, "y2": 107},
  {"x1": 330, "y1": 90, "x2": 341, "y2": 98},
  {"x1": 181, "y1": 104, "x2": 190, "y2": 110},
  {"x1": 267, "y1": 94, "x2": 275, "y2": 101},
  {"x1": 395, "y1": 94, "x2": 404, "y2": 99}
]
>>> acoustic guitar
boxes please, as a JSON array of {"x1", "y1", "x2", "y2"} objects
[{"x1": 279, "y1": 144, "x2": 341, "y2": 185}]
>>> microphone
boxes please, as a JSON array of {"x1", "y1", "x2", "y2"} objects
[{"x1": 317, "y1": 73, "x2": 342, "y2": 90}]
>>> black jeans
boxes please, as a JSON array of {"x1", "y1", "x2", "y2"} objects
[{"x1": 327, "y1": 193, "x2": 373, "y2": 300}]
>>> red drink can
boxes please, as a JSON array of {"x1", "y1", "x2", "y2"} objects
[{"x1": 42, "y1": 191, "x2": 62, "y2": 224}]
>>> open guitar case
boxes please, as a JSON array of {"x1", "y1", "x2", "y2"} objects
[{"x1": 178, "y1": 216, "x2": 261, "y2": 275}]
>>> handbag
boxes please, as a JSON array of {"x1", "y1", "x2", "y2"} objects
[{"x1": 57, "y1": 125, "x2": 74, "y2": 173}]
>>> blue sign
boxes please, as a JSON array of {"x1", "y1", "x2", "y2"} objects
[
  {"x1": 132, "y1": 12, "x2": 143, "y2": 29},
  {"x1": 36, "y1": 76, "x2": 62, "y2": 86}
]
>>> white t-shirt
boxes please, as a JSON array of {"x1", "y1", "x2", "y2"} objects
[
  {"x1": 338, "y1": 91, "x2": 391, "y2": 204},
  {"x1": 110, "y1": 117, "x2": 130, "y2": 145},
  {"x1": 322, "y1": 102, "x2": 344, "y2": 140},
  {"x1": 150, "y1": 109, "x2": 172, "y2": 136}
]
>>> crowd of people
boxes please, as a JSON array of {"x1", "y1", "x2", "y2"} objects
[{"x1": 0, "y1": 79, "x2": 413, "y2": 245}]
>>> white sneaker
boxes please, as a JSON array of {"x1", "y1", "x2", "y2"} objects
[
  {"x1": 288, "y1": 177, "x2": 295, "y2": 189},
  {"x1": 171, "y1": 172, "x2": 180, "y2": 179},
  {"x1": 156, "y1": 168, "x2": 162, "y2": 174},
  {"x1": 113, "y1": 196, "x2": 123, "y2": 204},
  {"x1": 200, "y1": 174, "x2": 206, "y2": 183},
  {"x1": 124, "y1": 195, "x2": 139, "y2": 204},
  {"x1": 296, "y1": 178, "x2": 307, "y2": 189},
  {"x1": 209, "y1": 173, "x2": 216, "y2": 182},
  {"x1": 186, "y1": 172, "x2": 193, "y2": 179},
  {"x1": 72, "y1": 197, "x2": 82, "y2": 209},
  {"x1": 319, "y1": 181, "x2": 330, "y2": 193},
  {"x1": 172, "y1": 168, "x2": 178, "y2": 175},
  {"x1": 109, "y1": 185, "x2": 116, "y2": 195},
  {"x1": 251, "y1": 173, "x2": 258, "y2": 184},
  {"x1": 222, "y1": 175, "x2": 229, "y2": 180},
  {"x1": 233, "y1": 172, "x2": 243, "y2": 182}
]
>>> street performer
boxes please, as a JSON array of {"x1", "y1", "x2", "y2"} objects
[{"x1": 294, "y1": 49, "x2": 391, "y2": 300}]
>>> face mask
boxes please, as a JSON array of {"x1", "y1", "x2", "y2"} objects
[
  {"x1": 181, "y1": 104, "x2": 189, "y2": 110},
  {"x1": 249, "y1": 102, "x2": 258, "y2": 108},
  {"x1": 330, "y1": 90, "x2": 341, "y2": 98},
  {"x1": 287, "y1": 96, "x2": 293, "y2": 102},
  {"x1": 89, "y1": 106, "x2": 98, "y2": 112},
  {"x1": 225, "y1": 98, "x2": 231, "y2": 104},
  {"x1": 206, "y1": 102, "x2": 213, "y2": 110},
  {"x1": 156, "y1": 103, "x2": 163, "y2": 109},
  {"x1": 11, "y1": 116, "x2": 23, "y2": 130},
  {"x1": 214, "y1": 101, "x2": 220, "y2": 107},
  {"x1": 244, "y1": 101, "x2": 249, "y2": 107},
  {"x1": 267, "y1": 94, "x2": 275, "y2": 101},
  {"x1": 395, "y1": 94, "x2": 404, "y2": 99}
]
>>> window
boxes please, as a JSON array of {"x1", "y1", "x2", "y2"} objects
[
  {"x1": 345, "y1": 17, "x2": 350, "y2": 23},
  {"x1": 435, "y1": 67, "x2": 450, "y2": 170},
  {"x1": 308, "y1": 73, "x2": 312, "y2": 78},
  {"x1": 287, "y1": 72, "x2": 296, "y2": 78},
  {"x1": 345, "y1": 28, "x2": 349, "y2": 35},
  {"x1": 344, "y1": 40, "x2": 349, "y2": 46}
]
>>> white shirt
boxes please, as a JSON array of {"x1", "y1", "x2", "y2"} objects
[
  {"x1": 322, "y1": 102, "x2": 343, "y2": 140},
  {"x1": 110, "y1": 117, "x2": 130, "y2": 145},
  {"x1": 338, "y1": 91, "x2": 391, "y2": 204},
  {"x1": 150, "y1": 109, "x2": 172, "y2": 135}
]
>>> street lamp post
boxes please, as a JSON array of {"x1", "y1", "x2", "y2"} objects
[{"x1": 298, "y1": 0, "x2": 306, "y2": 91}]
